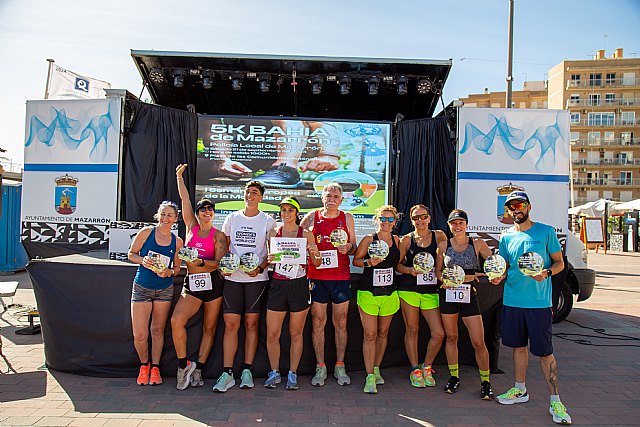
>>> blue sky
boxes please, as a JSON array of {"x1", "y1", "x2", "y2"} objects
[{"x1": 1, "y1": 0, "x2": 638, "y2": 164}]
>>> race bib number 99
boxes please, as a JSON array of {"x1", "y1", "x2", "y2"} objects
[
  {"x1": 317, "y1": 250, "x2": 338, "y2": 269},
  {"x1": 189, "y1": 272, "x2": 213, "y2": 291},
  {"x1": 445, "y1": 284, "x2": 471, "y2": 303}
]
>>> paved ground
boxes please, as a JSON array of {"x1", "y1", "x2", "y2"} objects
[{"x1": 1, "y1": 251, "x2": 639, "y2": 426}]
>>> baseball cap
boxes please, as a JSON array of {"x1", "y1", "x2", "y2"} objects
[
  {"x1": 447, "y1": 210, "x2": 469, "y2": 223},
  {"x1": 195, "y1": 198, "x2": 215, "y2": 211},
  {"x1": 279, "y1": 197, "x2": 301, "y2": 212},
  {"x1": 505, "y1": 191, "x2": 530, "y2": 205}
]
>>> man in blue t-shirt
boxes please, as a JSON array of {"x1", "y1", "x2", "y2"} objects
[{"x1": 492, "y1": 191, "x2": 572, "y2": 425}]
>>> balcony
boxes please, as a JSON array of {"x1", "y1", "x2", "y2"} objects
[
  {"x1": 573, "y1": 177, "x2": 640, "y2": 186},
  {"x1": 572, "y1": 158, "x2": 640, "y2": 166},
  {"x1": 571, "y1": 118, "x2": 639, "y2": 127},
  {"x1": 572, "y1": 138, "x2": 640, "y2": 147},
  {"x1": 567, "y1": 98, "x2": 640, "y2": 108},
  {"x1": 567, "y1": 77, "x2": 639, "y2": 89}
]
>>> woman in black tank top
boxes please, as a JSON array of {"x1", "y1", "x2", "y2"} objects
[{"x1": 353, "y1": 205, "x2": 401, "y2": 394}]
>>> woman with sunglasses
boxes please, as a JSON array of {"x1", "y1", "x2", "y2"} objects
[
  {"x1": 128, "y1": 200, "x2": 183, "y2": 386},
  {"x1": 396, "y1": 204, "x2": 447, "y2": 388},
  {"x1": 436, "y1": 209, "x2": 494, "y2": 400},
  {"x1": 171, "y1": 164, "x2": 228, "y2": 390},
  {"x1": 264, "y1": 197, "x2": 321, "y2": 390},
  {"x1": 353, "y1": 205, "x2": 401, "y2": 394}
]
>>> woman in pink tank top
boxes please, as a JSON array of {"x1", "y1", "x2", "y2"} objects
[{"x1": 171, "y1": 164, "x2": 229, "y2": 390}]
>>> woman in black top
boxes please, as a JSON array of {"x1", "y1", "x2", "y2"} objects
[{"x1": 353, "y1": 205, "x2": 401, "y2": 394}]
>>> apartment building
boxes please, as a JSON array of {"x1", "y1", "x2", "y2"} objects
[
  {"x1": 548, "y1": 48, "x2": 640, "y2": 204},
  {"x1": 459, "y1": 80, "x2": 548, "y2": 109}
]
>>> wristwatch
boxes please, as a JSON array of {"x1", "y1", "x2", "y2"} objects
[
  {"x1": 546, "y1": 268, "x2": 553, "y2": 278},
  {"x1": 198, "y1": 259, "x2": 205, "y2": 267},
  {"x1": 258, "y1": 266, "x2": 264, "y2": 274}
]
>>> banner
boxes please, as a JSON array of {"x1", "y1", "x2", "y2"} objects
[
  {"x1": 47, "y1": 64, "x2": 111, "y2": 100},
  {"x1": 456, "y1": 108, "x2": 570, "y2": 247},
  {"x1": 22, "y1": 99, "x2": 121, "y2": 245},
  {"x1": 196, "y1": 117, "x2": 391, "y2": 239}
]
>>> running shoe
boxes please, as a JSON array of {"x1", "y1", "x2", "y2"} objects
[
  {"x1": 422, "y1": 365, "x2": 436, "y2": 387},
  {"x1": 264, "y1": 370, "x2": 282, "y2": 389},
  {"x1": 190, "y1": 368, "x2": 204, "y2": 387},
  {"x1": 311, "y1": 365, "x2": 327, "y2": 387},
  {"x1": 254, "y1": 164, "x2": 304, "y2": 189},
  {"x1": 212, "y1": 372, "x2": 235, "y2": 393},
  {"x1": 363, "y1": 374, "x2": 378, "y2": 394},
  {"x1": 496, "y1": 387, "x2": 529, "y2": 405},
  {"x1": 410, "y1": 368, "x2": 426, "y2": 388},
  {"x1": 239, "y1": 369, "x2": 254, "y2": 389},
  {"x1": 149, "y1": 367, "x2": 163, "y2": 385},
  {"x1": 373, "y1": 366, "x2": 384, "y2": 385},
  {"x1": 550, "y1": 401, "x2": 572, "y2": 425},
  {"x1": 444, "y1": 376, "x2": 459, "y2": 394},
  {"x1": 137, "y1": 364, "x2": 150, "y2": 386},
  {"x1": 176, "y1": 360, "x2": 196, "y2": 390},
  {"x1": 286, "y1": 372, "x2": 299, "y2": 390},
  {"x1": 334, "y1": 364, "x2": 351, "y2": 386},
  {"x1": 481, "y1": 381, "x2": 494, "y2": 400}
]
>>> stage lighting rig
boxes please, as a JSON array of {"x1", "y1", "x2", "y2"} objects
[
  {"x1": 338, "y1": 75, "x2": 351, "y2": 95},
  {"x1": 173, "y1": 69, "x2": 185, "y2": 88},
  {"x1": 258, "y1": 73, "x2": 271, "y2": 92},
  {"x1": 202, "y1": 70, "x2": 214, "y2": 89},
  {"x1": 231, "y1": 72, "x2": 243, "y2": 91},
  {"x1": 367, "y1": 76, "x2": 379, "y2": 95},
  {"x1": 396, "y1": 76, "x2": 408, "y2": 95},
  {"x1": 149, "y1": 68, "x2": 165, "y2": 84},
  {"x1": 310, "y1": 75, "x2": 323, "y2": 95},
  {"x1": 416, "y1": 78, "x2": 432, "y2": 94}
]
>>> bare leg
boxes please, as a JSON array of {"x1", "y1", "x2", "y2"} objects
[
  {"x1": 170, "y1": 293, "x2": 203, "y2": 359},
  {"x1": 513, "y1": 347, "x2": 529, "y2": 383},
  {"x1": 131, "y1": 302, "x2": 152, "y2": 363},
  {"x1": 289, "y1": 309, "x2": 309, "y2": 372},
  {"x1": 374, "y1": 315, "x2": 394, "y2": 367},
  {"x1": 266, "y1": 310, "x2": 287, "y2": 371},
  {"x1": 198, "y1": 297, "x2": 222, "y2": 363},
  {"x1": 311, "y1": 303, "x2": 327, "y2": 364},
  {"x1": 462, "y1": 315, "x2": 490, "y2": 372},
  {"x1": 149, "y1": 301, "x2": 172, "y2": 365},
  {"x1": 400, "y1": 299, "x2": 420, "y2": 367},
  {"x1": 441, "y1": 313, "x2": 460, "y2": 369},
  {"x1": 222, "y1": 313, "x2": 241, "y2": 367},
  {"x1": 421, "y1": 307, "x2": 445, "y2": 366},
  {"x1": 332, "y1": 301, "x2": 349, "y2": 362},
  {"x1": 244, "y1": 313, "x2": 261, "y2": 364},
  {"x1": 540, "y1": 354, "x2": 559, "y2": 395},
  {"x1": 359, "y1": 307, "x2": 378, "y2": 374}
]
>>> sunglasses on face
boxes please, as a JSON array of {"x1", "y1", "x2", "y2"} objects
[
  {"x1": 378, "y1": 216, "x2": 396, "y2": 223},
  {"x1": 506, "y1": 202, "x2": 528, "y2": 211},
  {"x1": 411, "y1": 214, "x2": 429, "y2": 221},
  {"x1": 198, "y1": 206, "x2": 215, "y2": 212}
]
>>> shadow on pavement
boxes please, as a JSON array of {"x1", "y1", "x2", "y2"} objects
[{"x1": 0, "y1": 370, "x2": 47, "y2": 402}]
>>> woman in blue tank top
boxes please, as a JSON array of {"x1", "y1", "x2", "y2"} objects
[{"x1": 128, "y1": 201, "x2": 183, "y2": 387}]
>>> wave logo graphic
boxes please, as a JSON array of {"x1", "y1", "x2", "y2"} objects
[
  {"x1": 25, "y1": 100, "x2": 117, "y2": 162},
  {"x1": 460, "y1": 112, "x2": 564, "y2": 172}
]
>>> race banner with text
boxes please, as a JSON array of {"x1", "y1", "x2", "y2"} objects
[{"x1": 196, "y1": 116, "x2": 391, "y2": 239}]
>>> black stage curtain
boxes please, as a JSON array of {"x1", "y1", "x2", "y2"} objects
[
  {"x1": 395, "y1": 116, "x2": 456, "y2": 235},
  {"x1": 122, "y1": 100, "x2": 197, "y2": 221}
]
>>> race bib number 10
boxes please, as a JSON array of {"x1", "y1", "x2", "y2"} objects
[
  {"x1": 445, "y1": 284, "x2": 471, "y2": 303},
  {"x1": 317, "y1": 250, "x2": 338, "y2": 269}
]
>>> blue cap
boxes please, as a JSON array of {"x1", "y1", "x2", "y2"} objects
[{"x1": 505, "y1": 191, "x2": 530, "y2": 205}]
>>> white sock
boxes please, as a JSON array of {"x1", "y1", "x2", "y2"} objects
[
  {"x1": 550, "y1": 394, "x2": 561, "y2": 403},
  {"x1": 515, "y1": 382, "x2": 526, "y2": 392}
]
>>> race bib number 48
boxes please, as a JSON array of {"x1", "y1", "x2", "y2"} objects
[
  {"x1": 317, "y1": 250, "x2": 338, "y2": 269},
  {"x1": 373, "y1": 268, "x2": 394, "y2": 287},
  {"x1": 445, "y1": 284, "x2": 471, "y2": 303},
  {"x1": 189, "y1": 272, "x2": 212, "y2": 291}
]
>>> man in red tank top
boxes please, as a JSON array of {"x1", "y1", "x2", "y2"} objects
[{"x1": 301, "y1": 183, "x2": 357, "y2": 387}]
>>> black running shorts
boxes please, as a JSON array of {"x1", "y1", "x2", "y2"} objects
[
  {"x1": 267, "y1": 277, "x2": 311, "y2": 313},
  {"x1": 182, "y1": 271, "x2": 224, "y2": 302},
  {"x1": 223, "y1": 280, "x2": 269, "y2": 315},
  {"x1": 438, "y1": 287, "x2": 481, "y2": 317}
]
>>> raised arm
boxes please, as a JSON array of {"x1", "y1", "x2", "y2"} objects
[{"x1": 176, "y1": 164, "x2": 197, "y2": 230}]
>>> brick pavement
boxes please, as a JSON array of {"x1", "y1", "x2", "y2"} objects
[{"x1": 1, "y1": 251, "x2": 639, "y2": 426}]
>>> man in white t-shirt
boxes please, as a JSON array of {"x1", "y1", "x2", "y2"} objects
[{"x1": 212, "y1": 180, "x2": 276, "y2": 393}]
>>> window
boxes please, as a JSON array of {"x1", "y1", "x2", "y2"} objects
[
  {"x1": 621, "y1": 111, "x2": 635, "y2": 125},
  {"x1": 589, "y1": 94, "x2": 601, "y2": 106},
  {"x1": 570, "y1": 94, "x2": 580, "y2": 106},
  {"x1": 519, "y1": 102, "x2": 527, "y2": 108},
  {"x1": 570, "y1": 112, "x2": 580, "y2": 124},
  {"x1": 588, "y1": 132, "x2": 601, "y2": 145},
  {"x1": 603, "y1": 190, "x2": 613, "y2": 199},
  {"x1": 606, "y1": 73, "x2": 616, "y2": 84},
  {"x1": 570, "y1": 131, "x2": 580, "y2": 142},
  {"x1": 620, "y1": 132, "x2": 633, "y2": 144},
  {"x1": 571, "y1": 74, "x2": 581, "y2": 86},
  {"x1": 587, "y1": 190, "x2": 599, "y2": 201},
  {"x1": 604, "y1": 131, "x2": 615, "y2": 143},
  {"x1": 605, "y1": 93, "x2": 616, "y2": 104},
  {"x1": 530, "y1": 101, "x2": 538, "y2": 109},
  {"x1": 620, "y1": 171, "x2": 632, "y2": 185},
  {"x1": 620, "y1": 191, "x2": 633, "y2": 202},
  {"x1": 589, "y1": 73, "x2": 602, "y2": 86},
  {"x1": 587, "y1": 112, "x2": 615, "y2": 126}
]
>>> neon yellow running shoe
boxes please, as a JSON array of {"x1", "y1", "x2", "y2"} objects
[
  {"x1": 550, "y1": 401, "x2": 572, "y2": 425},
  {"x1": 373, "y1": 366, "x2": 384, "y2": 385},
  {"x1": 422, "y1": 365, "x2": 436, "y2": 387},
  {"x1": 363, "y1": 374, "x2": 377, "y2": 394},
  {"x1": 496, "y1": 387, "x2": 529, "y2": 405}
]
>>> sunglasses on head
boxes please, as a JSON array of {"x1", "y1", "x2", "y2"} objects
[
  {"x1": 378, "y1": 216, "x2": 395, "y2": 223},
  {"x1": 161, "y1": 200, "x2": 179, "y2": 208},
  {"x1": 198, "y1": 206, "x2": 215, "y2": 212},
  {"x1": 506, "y1": 202, "x2": 528, "y2": 211},
  {"x1": 411, "y1": 214, "x2": 429, "y2": 221}
]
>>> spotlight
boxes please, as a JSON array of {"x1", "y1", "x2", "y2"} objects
[
  {"x1": 258, "y1": 73, "x2": 271, "y2": 93},
  {"x1": 338, "y1": 75, "x2": 350, "y2": 95},
  {"x1": 416, "y1": 78, "x2": 432, "y2": 94},
  {"x1": 310, "y1": 75, "x2": 323, "y2": 95},
  {"x1": 231, "y1": 72, "x2": 243, "y2": 91},
  {"x1": 149, "y1": 68, "x2": 165, "y2": 84},
  {"x1": 173, "y1": 69, "x2": 185, "y2": 88},
  {"x1": 396, "y1": 76, "x2": 408, "y2": 95},
  {"x1": 367, "y1": 76, "x2": 379, "y2": 95},
  {"x1": 202, "y1": 70, "x2": 213, "y2": 89}
]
